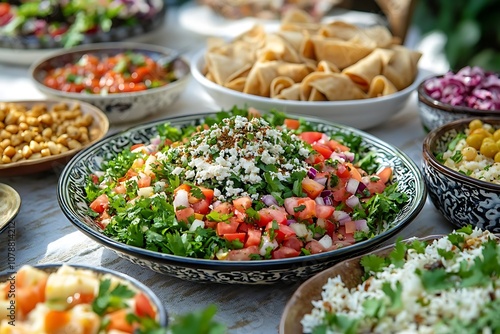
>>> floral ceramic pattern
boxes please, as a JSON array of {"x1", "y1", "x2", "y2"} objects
[{"x1": 58, "y1": 113, "x2": 426, "y2": 284}]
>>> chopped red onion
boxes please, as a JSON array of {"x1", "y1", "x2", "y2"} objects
[
  {"x1": 320, "y1": 189, "x2": 332, "y2": 197},
  {"x1": 345, "y1": 178, "x2": 359, "y2": 194},
  {"x1": 333, "y1": 210, "x2": 350, "y2": 223},
  {"x1": 286, "y1": 219, "x2": 297, "y2": 226},
  {"x1": 315, "y1": 177, "x2": 328, "y2": 186},
  {"x1": 307, "y1": 167, "x2": 317, "y2": 179},
  {"x1": 323, "y1": 196, "x2": 333, "y2": 206},
  {"x1": 315, "y1": 197, "x2": 325, "y2": 205},
  {"x1": 423, "y1": 66, "x2": 500, "y2": 110},
  {"x1": 344, "y1": 151, "x2": 355, "y2": 162},
  {"x1": 357, "y1": 181, "x2": 367, "y2": 193},
  {"x1": 354, "y1": 219, "x2": 369, "y2": 232},
  {"x1": 262, "y1": 194, "x2": 278, "y2": 207},
  {"x1": 345, "y1": 195, "x2": 360, "y2": 208}
]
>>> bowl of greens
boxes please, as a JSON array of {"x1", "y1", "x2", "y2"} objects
[{"x1": 57, "y1": 107, "x2": 426, "y2": 284}]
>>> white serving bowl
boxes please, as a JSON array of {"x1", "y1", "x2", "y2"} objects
[{"x1": 191, "y1": 48, "x2": 427, "y2": 130}]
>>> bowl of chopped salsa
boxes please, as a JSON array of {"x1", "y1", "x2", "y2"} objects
[
  {"x1": 30, "y1": 42, "x2": 190, "y2": 124},
  {"x1": 57, "y1": 107, "x2": 426, "y2": 284}
]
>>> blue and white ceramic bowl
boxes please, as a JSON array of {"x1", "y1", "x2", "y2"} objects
[
  {"x1": 422, "y1": 117, "x2": 500, "y2": 231},
  {"x1": 30, "y1": 42, "x2": 190, "y2": 124},
  {"x1": 58, "y1": 113, "x2": 426, "y2": 284}
]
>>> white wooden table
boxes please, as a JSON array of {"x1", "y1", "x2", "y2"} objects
[{"x1": 0, "y1": 5, "x2": 455, "y2": 333}]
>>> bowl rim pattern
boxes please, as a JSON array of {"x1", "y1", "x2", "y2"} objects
[
  {"x1": 57, "y1": 112, "x2": 427, "y2": 277},
  {"x1": 422, "y1": 116, "x2": 500, "y2": 190},
  {"x1": 417, "y1": 74, "x2": 500, "y2": 115},
  {"x1": 29, "y1": 42, "x2": 191, "y2": 100}
]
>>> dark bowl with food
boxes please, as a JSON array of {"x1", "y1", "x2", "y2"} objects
[
  {"x1": 30, "y1": 42, "x2": 190, "y2": 124},
  {"x1": 418, "y1": 66, "x2": 500, "y2": 132},
  {"x1": 0, "y1": 0, "x2": 166, "y2": 50},
  {"x1": 58, "y1": 109, "x2": 426, "y2": 284},
  {"x1": 0, "y1": 263, "x2": 168, "y2": 332},
  {"x1": 422, "y1": 117, "x2": 500, "y2": 231}
]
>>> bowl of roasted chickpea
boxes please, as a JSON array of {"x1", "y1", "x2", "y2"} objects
[
  {"x1": 422, "y1": 117, "x2": 500, "y2": 231},
  {"x1": 0, "y1": 99, "x2": 109, "y2": 176}
]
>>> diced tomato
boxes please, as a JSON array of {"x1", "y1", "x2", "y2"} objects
[
  {"x1": 284, "y1": 197, "x2": 316, "y2": 220},
  {"x1": 284, "y1": 118, "x2": 300, "y2": 129},
  {"x1": 336, "y1": 164, "x2": 351, "y2": 178},
  {"x1": 226, "y1": 246, "x2": 260, "y2": 260},
  {"x1": 137, "y1": 175, "x2": 151, "y2": 188},
  {"x1": 200, "y1": 187, "x2": 214, "y2": 202},
  {"x1": 89, "y1": 194, "x2": 109, "y2": 214},
  {"x1": 175, "y1": 207, "x2": 194, "y2": 223},
  {"x1": 312, "y1": 143, "x2": 333, "y2": 159},
  {"x1": 224, "y1": 232, "x2": 246, "y2": 243},
  {"x1": 301, "y1": 178, "x2": 325, "y2": 199},
  {"x1": 332, "y1": 226, "x2": 356, "y2": 244},
  {"x1": 0, "y1": 3, "x2": 11, "y2": 17},
  {"x1": 283, "y1": 236, "x2": 304, "y2": 252},
  {"x1": 325, "y1": 220, "x2": 336, "y2": 237},
  {"x1": 257, "y1": 208, "x2": 288, "y2": 227},
  {"x1": 232, "y1": 196, "x2": 252, "y2": 212},
  {"x1": 346, "y1": 163, "x2": 362, "y2": 181},
  {"x1": 192, "y1": 199, "x2": 210, "y2": 215},
  {"x1": 213, "y1": 202, "x2": 233, "y2": 214},
  {"x1": 90, "y1": 174, "x2": 99, "y2": 184},
  {"x1": 113, "y1": 184, "x2": 126, "y2": 194},
  {"x1": 130, "y1": 143, "x2": 145, "y2": 151},
  {"x1": 107, "y1": 309, "x2": 134, "y2": 333},
  {"x1": 344, "y1": 221, "x2": 357, "y2": 234},
  {"x1": 377, "y1": 167, "x2": 393, "y2": 184},
  {"x1": 306, "y1": 153, "x2": 325, "y2": 165},
  {"x1": 327, "y1": 139, "x2": 350, "y2": 152},
  {"x1": 174, "y1": 183, "x2": 191, "y2": 195},
  {"x1": 216, "y1": 220, "x2": 239, "y2": 236},
  {"x1": 315, "y1": 205, "x2": 335, "y2": 219},
  {"x1": 134, "y1": 292, "x2": 156, "y2": 319},
  {"x1": 275, "y1": 224, "x2": 297, "y2": 243},
  {"x1": 305, "y1": 240, "x2": 327, "y2": 254},
  {"x1": 205, "y1": 221, "x2": 218, "y2": 229},
  {"x1": 245, "y1": 229, "x2": 262, "y2": 247},
  {"x1": 272, "y1": 246, "x2": 300, "y2": 259},
  {"x1": 366, "y1": 179, "x2": 386, "y2": 195},
  {"x1": 299, "y1": 131, "x2": 323, "y2": 144}
]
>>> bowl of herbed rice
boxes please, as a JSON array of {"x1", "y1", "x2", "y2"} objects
[
  {"x1": 422, "y1": 117, "x2": 500, "y2": 232},
  {"x1": 280, "y1": 226, "x2": 500, "y2": 334}
]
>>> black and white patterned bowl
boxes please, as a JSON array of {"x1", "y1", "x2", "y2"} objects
[
  {"x1": 0, "y1": 3, "x2": 166, "y2": 50},
  {"x1": 417, "y1": 75, "x2": 500, "y2": 133},
  {"x1": 30, "y1": 42, "x2": 190, "y2": 124},
  {"x1": 57, "y1": 113, "x2": 426, "y2": 284},
  {"x1": 422, "y1": 117, "x2": 500, "y2": 231}
]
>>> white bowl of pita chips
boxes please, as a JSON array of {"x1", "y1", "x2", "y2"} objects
[{"x1": 191, "y1": 10, "x2": 424, "y2": 129}]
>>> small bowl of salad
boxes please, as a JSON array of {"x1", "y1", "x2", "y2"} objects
[
  {"x1": 0, "y1": 264, "x2": 168, "y2": 332},
  {"x1": 422, "y1": 117, "x2": 500, "y2": 231},
  {"x1": 29, "y1": 42, "x2": 190, "y2": 124},
  {"x1": 417, "y1": 66, "x2": 500, "y2": 132},
  {"x1": 57, "y1": 106, "x2": 426, "y2": 284}
]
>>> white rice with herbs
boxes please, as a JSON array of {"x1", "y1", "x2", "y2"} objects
[
  {"x1": 441, "y1": 130, "x2": 500, "y2": 184},
  {"x1": 301, "y1": 228, "x2": 500, "y2": 333}
]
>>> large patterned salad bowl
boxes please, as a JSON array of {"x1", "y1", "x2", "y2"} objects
[{"x1": 58, "y1": 109, "x2": 426, "y2": 284}]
